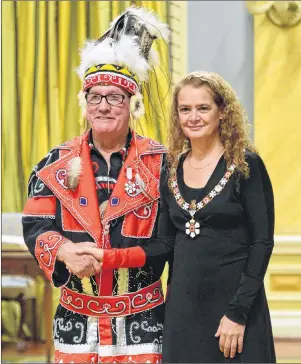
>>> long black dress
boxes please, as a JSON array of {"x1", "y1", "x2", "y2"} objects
[{"x1": 143, "y1": 151, "x2": 276, "y2": 363}]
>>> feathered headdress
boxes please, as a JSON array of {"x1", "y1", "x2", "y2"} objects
[
  {"x1": 68, "y1": 6, "x2": 170, "y2": 191},
  {"x1": 76, "y1": 6, "x2": 170, "y2": 120}
]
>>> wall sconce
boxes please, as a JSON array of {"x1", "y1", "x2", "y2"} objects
[{"x1": 246, "y1": 1, "x2": 301, "y2": 27}]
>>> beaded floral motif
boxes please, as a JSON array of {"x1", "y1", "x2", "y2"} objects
[{"x1": 170, "y1": 164, "x2": 236, "y2": 238}]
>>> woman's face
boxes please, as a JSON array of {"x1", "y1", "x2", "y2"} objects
[{"x1": 177, "y1": 85, "x2": 222, "y2": 142}]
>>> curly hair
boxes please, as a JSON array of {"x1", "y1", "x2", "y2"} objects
[{"x1": 167, "y1": 71, "x2": 256, "y2": 181}]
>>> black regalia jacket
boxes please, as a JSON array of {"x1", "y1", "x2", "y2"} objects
[{"x1": 22, "y1": 130, "x2": 172, "y2": 363}]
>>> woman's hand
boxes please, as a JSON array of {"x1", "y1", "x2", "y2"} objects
[
  {"x1": 76, "y1": 246, "x2": 104, "y2": 262},
  {"x1": 57, "y1": 241, "x2": 101, "y2": 279},
  {"x1": 215, "y1": 315, "x2": 245, "y2": 358}
]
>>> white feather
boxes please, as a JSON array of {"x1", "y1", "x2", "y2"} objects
[
  {"x1": 76, "y1": 35, "x2": 151, "y2": 82},
  {"x1": 77, "y1": 91, "x2": 87, "y2": 117},
  {"x1": 135, "y1": 173, "x2": 145, "y2": 189},
  {"x1": 76, "y1": 38, "x2": 115, "y2": 80},
  {"x1": 76, "y1": 6, "x2": 170, "y2": 83},
  {"x1": 68, "y1": 157, "x2": 82, "y2": 177},
  {"x1": 114, "y1": 35, "x2": 150, "y2": 81},
  {"x1": 148, "y1": 48, "x2": 159, "y2": 68},
  {"x1": 135, "y1": 172, "x2": 155, "y2": 201},
  {"x1": 67, "y1": 157, "x2": 82, "y2": 190},
  {"x1": 130, "y1": 92, "x2": 145, "y2": 119}
]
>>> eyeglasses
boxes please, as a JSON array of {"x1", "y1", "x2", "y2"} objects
[{"x1": 85, "y1": 93, "x2": 126, "y2": 106}]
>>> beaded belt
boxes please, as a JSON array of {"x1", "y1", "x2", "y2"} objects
[{"x1": 59, "y1": 279, "x2": 164, "y2": 318}]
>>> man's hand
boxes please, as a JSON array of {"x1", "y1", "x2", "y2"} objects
[
  {"x1": 57, "y1": 241, "x2": 101, "y2": 279},
  {"x1": 76, "y1": 246, "x2": 104, "y2": 262},
  {"x1": 215, "y1": 315, "x2": 245, "y2": 358}
]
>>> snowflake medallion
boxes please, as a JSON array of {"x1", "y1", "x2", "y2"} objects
[{"x1": 185, "y1": 219, "x2": 200, "y2": 238}]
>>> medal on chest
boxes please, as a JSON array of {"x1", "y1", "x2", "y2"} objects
[
  {"x1": 125, "y1": 167, "x2": 142, "y2": 197},
  {"x1": 185, "y1": 200, "x2": 201, "y2": 238},
  {"x1": 124, "y1": 166, "x2": 154, "y2": 201}
]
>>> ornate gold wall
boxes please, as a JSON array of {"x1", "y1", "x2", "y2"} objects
[{"x1": 250, "y1": 1, "x2": 301, "y2": 337}]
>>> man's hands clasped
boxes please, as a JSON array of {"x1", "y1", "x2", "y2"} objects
[{"x1": 57, "y1": 241, "x2": 103, "y2": 279}]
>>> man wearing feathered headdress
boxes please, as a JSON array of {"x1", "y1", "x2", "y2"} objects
[{"x1": 22, "y1": 7, "x2": 172, "y2": 363}]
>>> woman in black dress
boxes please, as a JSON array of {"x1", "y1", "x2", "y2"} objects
[{"x1": 78, "y1": 71, "x2": 276, "y2": 363}]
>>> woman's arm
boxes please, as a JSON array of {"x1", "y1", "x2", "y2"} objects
[
  {"x1": 225, "y1": 152, "x2": 274, "y2": 325},
  {"x1": 78, "y1": 168, "x2": 176, "y2": 269}
]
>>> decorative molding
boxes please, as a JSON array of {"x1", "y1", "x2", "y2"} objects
[
  {"x1": 2, "y1": 235, "x2": 25, "y2": 244},
  {"x1": 274, "y1": 235, "x2": 301, "y2": 243},
  {"x1": 270, "y1": 274, "x2": 301, "y2": 292},
  {"x1": 168, "y1": 1, "x2": 187, "y2": 87},
  {"x1": 271, "y1": 311, "x2": 301, "y2": 338},
  {"x1": 265, "y1": 237, "x2": 301, "y2": 338}
]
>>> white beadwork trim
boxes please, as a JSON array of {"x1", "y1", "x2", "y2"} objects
[
  {"x1": 22, "y1": 214, "x2": 55, "y2": 219},
  {"x1": 53, "y1": 341, "x2": 162, "y2": 356}
]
